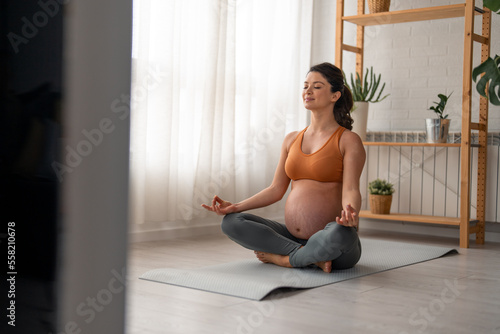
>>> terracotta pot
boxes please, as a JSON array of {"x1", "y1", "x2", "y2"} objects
[{"x1": 369, "y1": 194, "x2": 392, "y2": 214}]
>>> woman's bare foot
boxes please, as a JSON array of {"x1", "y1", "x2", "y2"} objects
[
  {"x1": 254, "y1": 251, "x2": 332, "y2": 273},
  {"x1": 314, "y1": 261, "x2": 332, "y2": 273},
  {"x1": 254, "y1": 251, "x2": 292, "y2": 268}
]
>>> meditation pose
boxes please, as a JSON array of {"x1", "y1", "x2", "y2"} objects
[{"x1": 202, "y1": 62, "x2": 366, "y2": 273}]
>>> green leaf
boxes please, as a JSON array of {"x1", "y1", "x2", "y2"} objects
[
  {"x1": 367, "y1": 72, "x2": 380, "y2": 102},
  {"x1": 374, "y1": 83, "x2": 389, "y2": 103},
  {"x1": 362, "y1": 71, "x2": 369, "y2": 99},
  {"x1": 429, "y1": 92, "x2": 452, "y2": 118},
  {"x1": 484, "y1": 0, "x2": 500, "y2": 14},
  {"x1": 473, "y1": 55, "x2": 500, "y2": 106}
]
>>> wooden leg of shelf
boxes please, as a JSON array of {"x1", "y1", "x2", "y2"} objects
[
  {"x1": 476, "y1": 104, "x2": 487, "y2": 245},
  {"x1": 460, "y1": 218, "x2": 470, "y2": 249},
  {"x1": 335, "y1": 0, "x2": 344, "y2": 68},
  {"x1": 475, "y1": 5, "x2": 491, "y2": 246},
  {"x1": 475, "y1": 222, "x2": 485, "y2": 245},
  {"x1": 459, "y1": 0, "x2": 475, "y2": 249},
  {"x1": 356, "y1": 0, "x2": 364, "y2": 76}
]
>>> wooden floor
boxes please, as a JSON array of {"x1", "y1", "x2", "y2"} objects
[{"x1": 126, "y1": 229, "x2": 500, "y2": 334}]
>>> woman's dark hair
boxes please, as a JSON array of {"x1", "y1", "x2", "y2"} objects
[{"x1": 308, "y1": 62, "x2": 354, "y2": 130}]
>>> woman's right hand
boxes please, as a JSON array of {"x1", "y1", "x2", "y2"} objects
[{"x1": 201, "y1": 195, "x2": 238, "y2": 215}]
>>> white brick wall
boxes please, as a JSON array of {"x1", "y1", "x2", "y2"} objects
[{"x1": 311, "y1": 0, "x2": 500, "y2": 132}]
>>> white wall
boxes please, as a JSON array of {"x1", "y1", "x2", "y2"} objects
[{"x1": 311, "y1": 0, "x2": 500, "y2": 132}]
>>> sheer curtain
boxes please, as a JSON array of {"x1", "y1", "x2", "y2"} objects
[{"x1": 130, "y1": 0, "x2": 313, "y2": 228}]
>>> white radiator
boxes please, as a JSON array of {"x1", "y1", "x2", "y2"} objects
[{"x1": 360, "y1": 132, "x2": 500, "y2": 223}]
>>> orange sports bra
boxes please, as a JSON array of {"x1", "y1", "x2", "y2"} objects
[{"x1": 285, "y1": 126, "x2": 345, "y2": 182}]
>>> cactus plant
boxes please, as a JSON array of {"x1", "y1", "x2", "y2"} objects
[{"x1": 344, "y1": 67, "x2": 389, "y2": 103}]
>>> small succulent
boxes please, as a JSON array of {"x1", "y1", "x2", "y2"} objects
[
  {"x1": 429, "y1": 92, "x2": 452, "y2": 119},
  {"x1": 368, "y1": 178, "x2": 395, "y2": 195}
]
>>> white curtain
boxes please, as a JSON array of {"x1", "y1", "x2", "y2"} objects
[{"x1": 130, "y1": 0, "x2": 313, "y2": 227}]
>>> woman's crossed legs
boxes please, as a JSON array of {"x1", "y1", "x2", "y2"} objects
[{"x1": 221, "y1": 212, "x2": 361, "y2": 273}]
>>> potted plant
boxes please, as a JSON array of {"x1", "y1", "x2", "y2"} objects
[
  {"x1": 344, "y1": 67, "x2": 389, "y2": 141},
  {"x1": 426, "y1": 92, "x2": 452, "y2": 143},
  {"x1": 368, "y1": 178, "x2": 395, "y2": 214}
]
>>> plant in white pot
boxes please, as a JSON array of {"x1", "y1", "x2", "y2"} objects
[
  {"x1": 344, "y1": 67, "x2": 389, "y2": 141},
  {"x1": 426, "y1": 92, "x2": 452, "y2": 143}
]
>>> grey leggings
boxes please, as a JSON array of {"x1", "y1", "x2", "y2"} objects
[{"x1": 221, "y1": 212, "x2": 361, "y2": 270}]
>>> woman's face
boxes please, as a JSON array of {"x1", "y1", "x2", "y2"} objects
[{"x1": 302, "y1": 71, "x2": 340, "y2": 111}]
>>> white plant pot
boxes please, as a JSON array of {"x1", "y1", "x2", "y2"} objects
[{"x1": 351, "y1": 101, "x2": 369, "y2": 141}]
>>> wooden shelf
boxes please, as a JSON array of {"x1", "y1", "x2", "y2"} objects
[
  {"x1": 336, "y1": 0, "x2": 491, "y2": 247},
  {"x1": 363, "y1": 142, "x2": 461, "y2": 147},
  {"x1": 359, "y1": 210, "x2": 460, "y2": 226},
  {"x1": 342, "y1": 4, "x2": 480, "y2": 26}
]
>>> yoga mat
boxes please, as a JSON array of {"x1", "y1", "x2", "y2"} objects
[{"x1": 140, "y1": 238, "x2": 457, "y2": 300}]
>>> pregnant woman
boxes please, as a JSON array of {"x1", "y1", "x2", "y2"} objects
[{"x1": 202, "y1": 62, "x2": 366, "y2": 273}]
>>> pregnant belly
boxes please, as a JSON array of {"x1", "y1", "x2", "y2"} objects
[{"x1": 285, "y1": 180, "x2": 343, "y2": 239}]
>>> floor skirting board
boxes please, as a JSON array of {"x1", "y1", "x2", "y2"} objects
[
  {"x1": 128, "y1": 217, "x2": 500, "y2": 244},
  {"x1": 129, "y1": 224, "x2": 223, "y2": 243},
  {"x1": 129, "y1": 212, "x2": 284, "y2": 243}
]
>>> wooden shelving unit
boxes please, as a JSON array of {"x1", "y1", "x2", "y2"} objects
[
  {"x1": 342, "y1": 4, "x2": 481, "y2": 26},
  {"x1": 335, "y1": 0, "x2": 492, "y2": 248}
]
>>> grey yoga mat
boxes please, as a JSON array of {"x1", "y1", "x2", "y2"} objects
[{"x1": 140, "y1": 238, "x2": 457, "y2": 300}]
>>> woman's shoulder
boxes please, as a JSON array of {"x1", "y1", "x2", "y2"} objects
[
  {"x1": 285, "y1": 130, "x2": 300, "y2": 140},
  {"x1": 340, "y1": 128, "x2": 362, "y2": 143},
  {"x1": 339, "y1": 128, "x2": 365, "y2": 153},
  {"x1": 283, "y1": 129, "x2": 303, "y2": 151}
]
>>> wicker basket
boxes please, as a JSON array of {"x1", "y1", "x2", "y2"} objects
[
  {"x1": 368, "y1": 0, "x2": 390, "y2": 14},
  {"x1": 369, "y1": 194, "x2": 392, "y2": 214}
]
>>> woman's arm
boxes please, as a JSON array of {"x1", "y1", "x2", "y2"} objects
[
  {"x1": 202, "y1": 131, "x2": 297, "y2": 215},
  {"x1": 336, "y1": 130, "x2": 366, "y2": 228}
]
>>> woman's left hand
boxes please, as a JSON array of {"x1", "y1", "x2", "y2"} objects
[{"x1": 336, "y1": 204, "x2": 359, "y2": 229}]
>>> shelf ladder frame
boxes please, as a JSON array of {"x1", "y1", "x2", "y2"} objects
[{"x1": 335, "y1": 0, "x2": 491, "y2": 248}]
